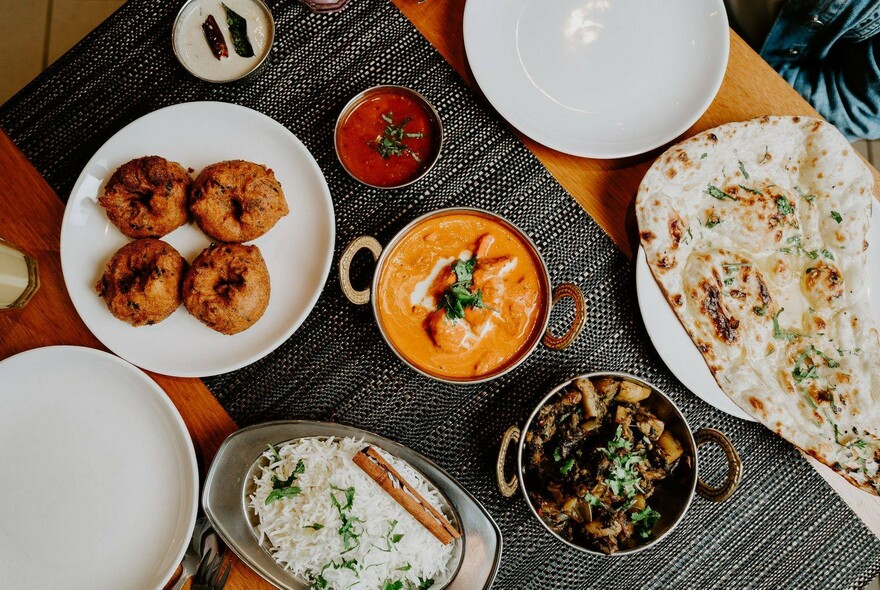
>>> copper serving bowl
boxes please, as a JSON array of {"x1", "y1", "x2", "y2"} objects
[
  {"x1": 497, "y1": 372, "x2": 742, "y2": 556},
  {"x1": 339, "y1": 207, "x2": 586, "y2": 384}
]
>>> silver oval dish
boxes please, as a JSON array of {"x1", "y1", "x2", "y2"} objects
[
  {"x1": 172, "y1": 0, "x2": 275, "y2": 84},
  {"x1": 203, "y1": 421, "x2": 502, "y2": 589},
  {"x1": 497, "y1": 372, "x2": 742, "y2": 556},
  {"x1": 334, "y1": 85, "x2": 443, "y2": 189},
  {"x1": 339, "y1": 207, "x2": 587, "y2": 385}
]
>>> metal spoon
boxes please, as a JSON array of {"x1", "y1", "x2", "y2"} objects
[{"x1": 171, "y1": 517, "x2": 214, "y2": 590}]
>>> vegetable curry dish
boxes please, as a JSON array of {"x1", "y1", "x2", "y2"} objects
[{"x1": 523, "y1": 376, "x2": 689, "y2": 553}]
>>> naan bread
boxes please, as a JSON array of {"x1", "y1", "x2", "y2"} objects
[{"x1": 636, "y1": 116, "x2": 880, "y2": 495}]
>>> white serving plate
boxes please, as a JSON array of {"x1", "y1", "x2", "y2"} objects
[
  {"x1": 0, "y1": 346, "x2": 198, "y2": 589},
  {"x1": 61, "y1": 101, "x2": 335, "y2": 377},
  {"x1": 636, "y1": 206, "x2": 880, "y2": 421},
  {"x1": 462, "y1": 0, "x2": 729, "y2": 158}
]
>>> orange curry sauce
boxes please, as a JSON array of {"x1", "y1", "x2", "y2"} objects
[
  {"x1": 377, "y1": 212, "x2": 547, "y2": 380},
  {"x1": 336, "y1": 89, "x2": 439, "y2": 187}
]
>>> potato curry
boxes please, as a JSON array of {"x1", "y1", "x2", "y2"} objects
[{"x1": 523, "y1": 376, "x2": 688, "y2": 553}]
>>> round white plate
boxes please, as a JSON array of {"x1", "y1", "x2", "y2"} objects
[
  {"x1": 61, "y1": 101, "x2": 335, "y2": 377},
  {"x1": 636, "y1": 207, "x2": 880, "y2": 421},
  {"x1": 462, "y1": 0, "x2": 729, "y2": 159},
  {"x1": 0, "y1": 346, "x2": 198, "y2": 589}
]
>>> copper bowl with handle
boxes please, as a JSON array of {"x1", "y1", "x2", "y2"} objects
[
  {"x1": 339, "y1": 207, "x2": 586, "y2": 384},
  {"x1": 497, "y1": 371, "x2": 742, "y2": 555}
]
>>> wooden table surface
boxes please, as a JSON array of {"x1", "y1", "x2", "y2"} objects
[{"x1": 0, "y1": 1, "x2": 877, "y2": 588}]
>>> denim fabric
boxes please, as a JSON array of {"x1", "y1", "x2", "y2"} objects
[{"x1": 761, "y1": 0, "x2": 880, "y2": 140}]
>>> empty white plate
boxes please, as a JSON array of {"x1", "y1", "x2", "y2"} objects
[
  {"x1": 463, "y1": 0, "x2": 729, "y2": 158},
  {"x1": 636, "y1": 207, "x2": 880, "y2": 421},
  {"x1": 61, "y1": 101, "x2": 335, "y2": 377},
  {"x1": 0, "y1": 346, "x2": 198, "y2": 589}
]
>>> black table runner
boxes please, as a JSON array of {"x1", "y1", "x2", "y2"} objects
[{"x1": 2, "y1": 1, "x2": 879, "y2": 588}]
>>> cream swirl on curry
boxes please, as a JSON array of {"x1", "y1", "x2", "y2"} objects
[{"x1": 377, "y1": 212, "x2": 546, "y2": 380}]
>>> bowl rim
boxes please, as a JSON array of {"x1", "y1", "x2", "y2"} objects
[
  {"x1": 172, "y1": 0, "x2": 276, "y2": 84},
  {"x1": 334, "y1": 85, "x2": 444, "y2": 189},
  {"x1": 368, "y1": 206, "x2": 554, "y2": 385},
  {"x1": 516, "y1": 371, "x2": 699, "y2": 556}
]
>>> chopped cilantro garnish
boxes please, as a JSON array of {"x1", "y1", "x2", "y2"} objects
[
  {"x1": 266, "y1": 486, "x2": 302, "y2": 504},
  {"x1": 772, "y1": 308, "x2": 799, "y2": 341},
  {"x1": 438, "y1": 257, "x2": 494, "y2": 320},
  {"x1": 631, "y1": 506, "x2": 662, "y2": 539},
  {"x1": 705, "y1": 184, "x2": 737, "y2": 201},
  {"x1": 795, "y1": 187, "x2": 816, "y2": 204},
  {"x1": 776, "y1": 196, "x2": 794, "y2": 216},
  {"x1": 583, "y1": 492, "x2": 602, "y2": 506},
  {"x1": 369, "y1": 112, "x2": 424, "y2": 161},
  {"x1": 559, "y1": 458, "x2": 576, "y2": 475},
  {"x1": 266, "y1": 459, "x2": 306, "y2": 504},
  {"x1": 792, "y1": 345, "x2": 840, "y2": 382},
  {"x1": 737, "y1": 160, "x2": 750, "y2": 179},
  {"x1": 831, "y1": 211, "x2": 843, "y2": 223},
  {"x1": 753, "y1": 306, "x2": 766, "y2": 316},
  {"x1": 330, "y1": 485, "x2": 361, "y2": 553}
]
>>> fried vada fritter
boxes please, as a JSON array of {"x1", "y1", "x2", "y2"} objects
[
  {"x1": 99, "y1": 156, "x2": 192, "y2": 238},
  {"x1": 96, "y1": 239, "x2": 187, "y2": 326},
  {"x1": 183, "y1": 242, "x2": 270, "y2": 335},
  {"x1": 190, "y1": 160, "x2": 289, "y2": 243}
]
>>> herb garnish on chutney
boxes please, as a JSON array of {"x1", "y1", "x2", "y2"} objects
[{"x1": 369, "y1": 113, "x2": 425, "y2": 162}]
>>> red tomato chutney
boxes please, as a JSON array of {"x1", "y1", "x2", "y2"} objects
[{"x1": 336, "y1": 88, "x2": 440, "y2": 188}]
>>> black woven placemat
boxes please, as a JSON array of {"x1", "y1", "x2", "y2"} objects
[{"x1": 2, "y1": 1, "x2": 879, "y2": 588}]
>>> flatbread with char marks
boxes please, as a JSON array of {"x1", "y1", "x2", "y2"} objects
[{"x1": 637, "y1": 116, "x2": 880, "y2": 495}]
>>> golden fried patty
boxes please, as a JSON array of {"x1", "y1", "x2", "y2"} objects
[
  {"x1": 96, "y1": 239, "x2": 187, "y2": 326},
  {"x1": 190, "y1": 160, "x2": 289, "y2": 242},
  {"x1": 183, "y1": 242, "x2": 270, "y2": 335},
  {"x1": 99, "y1": 156, "x2": 191, "y2": 238}
]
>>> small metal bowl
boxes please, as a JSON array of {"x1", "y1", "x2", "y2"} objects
[
  {"x1": 334, "y1": 85, "x2": 443, "y2": 189},
  {"x1": 497, "y1": 372, "x2": 742, "y2": 556},
  {"x1": 172, "y1": 0, "x2": 275, "y2": 84}
]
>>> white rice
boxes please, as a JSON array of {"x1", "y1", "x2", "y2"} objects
[{"x1": 249, "y1": 437, "x2": 458, "y2": 590}]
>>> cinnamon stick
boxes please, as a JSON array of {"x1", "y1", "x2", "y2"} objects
[{"x1": 352, "y1": 446, "x2": 461, "y2": 545}]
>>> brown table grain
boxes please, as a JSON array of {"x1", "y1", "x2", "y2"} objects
[{"x1": 0, "y1": 1, "x2": 877, "y2": 588}]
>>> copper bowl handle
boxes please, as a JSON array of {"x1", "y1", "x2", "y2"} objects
[
  {"x1": 543, "y1": 283, "x2": 587, "y2": 350},
  {"x1": 695, "y1": 428, "x2": 742, "y2": 502},
  {"x1": 339, "y1": 236, "x2": 383, "y2": 305},
  {"x1": 496, "y1": 425, "x2": 521, "y2": 497}
]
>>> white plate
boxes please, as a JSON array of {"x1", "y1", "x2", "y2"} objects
[
  {"x1": 61, "y1": 101, "x2": 335, "y2": 377},
  {"x1": 636, "y1": 207, "x2": 880, "y2": 421},
  {"x1": 462, "y1": 0, "x2": 729, "y2": 158},
  {"x1": 0, "y1": 346, "x2": 198, "y2": 589}
]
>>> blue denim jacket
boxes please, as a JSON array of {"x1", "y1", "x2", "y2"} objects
[{"x1": 761, "y1": 0, "x2": 880, "y2": 140}]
